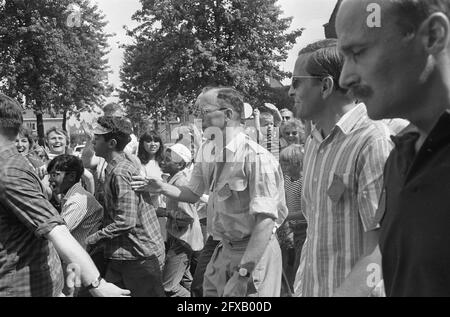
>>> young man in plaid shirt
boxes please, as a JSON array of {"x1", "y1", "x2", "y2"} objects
[
  {"x1": 0, "y1": 94, "x2": 130, "y2": 297},
  {"x1": 86, "y1": 116, "x2": 165, "y2": 297}
]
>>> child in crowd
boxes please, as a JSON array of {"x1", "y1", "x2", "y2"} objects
[{"x1": 278, "y1": 144, "x2": 307, "y2": 294}]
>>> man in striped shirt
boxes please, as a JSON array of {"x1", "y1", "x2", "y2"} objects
[
  {"x1": 47, "y1": 155, "x2": 103, "y2": 250},
  {"x1": 289, "y1": 39, "x2": 393, "y2": 297}
]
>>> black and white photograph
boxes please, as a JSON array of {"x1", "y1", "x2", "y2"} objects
[{"x1": 0, "y1": 0, "x2": 448, "y2": 300}]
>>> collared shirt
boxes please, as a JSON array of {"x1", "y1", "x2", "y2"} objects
[
  {"x1": 189, "y1": 130, "x2": 288, "y2": 242},
  {"x1": 60, "y1": 182, "x2": 103, "y2": 250},
  {"x1": 166, "y1": 168, "x2": 204, "y2": 252},
  {"x1": 91, "y1": 153, "x2": 165, "y2": 264},
  {"x1": 379, "y1": 111, "x2": 450, "y2": 297},
  {"x1": 0, "y1": 144, "x2": 65, "y2": 297},
  {"x1": 294, "y1": 104, "x2": 393, "y2": 297}
]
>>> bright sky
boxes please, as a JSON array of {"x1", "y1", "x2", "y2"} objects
[{"x1": 93, "y1": 0, "x2": 338, "y2": 96}]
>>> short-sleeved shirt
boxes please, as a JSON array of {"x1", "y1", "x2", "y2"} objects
[
  {"x1": 166, "y1": 168, "x2": 204, "y2": 252},
  {"x1": 189, "y1": 130, "x2": 288, "y2": 242},
  {"x1": 294, "y1": 104, "x2": 393, "y2": 297},
  {"x1": 60, "y1": 182, "x2": 104, "y2": 250},
  {"x1": 0, "y1": 144, "x2": 65, "y2": 297},
  {"x1": 91, "y1": 153, "x2": 165, "y2": 265},
  {"x1": 379, "y1": 111, "x2": 450, "y2": 297}
]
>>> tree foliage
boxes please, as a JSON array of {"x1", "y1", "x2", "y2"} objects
[
  {"x1": 120, "y1": 0, "x2": 303, "y2": 124},
  {"x1": 0, "y1": 0, "x2": 112, "y2": 142}
]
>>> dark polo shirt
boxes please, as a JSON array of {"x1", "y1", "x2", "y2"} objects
[{"x1": 379, "y1": 111, "x2": 450, "y2": 297}]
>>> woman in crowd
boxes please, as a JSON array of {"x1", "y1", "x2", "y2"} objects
[
  {"x1": 15, "y1": 127, "x2": 45, "y2": 171},
  {"x1": 278, "y1": 144, "x2": 307, "y2": 295},
  {"x1": 138, "y1": 130, "x2": 165, "y2": 181},
  {"x1": 137, "y1": 130, "x2": 167, "y2": 239}
]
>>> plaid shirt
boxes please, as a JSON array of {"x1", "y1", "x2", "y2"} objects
[
  {"x1": 90, "y1": 153, "x2": 164, "y2": 264},
  {"x1": 0, "y1": 144, "x2": 65, "y2": 297}
]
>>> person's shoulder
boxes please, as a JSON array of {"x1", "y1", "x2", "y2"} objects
[
  {"x1": 358, "y1": 119, "x2": 393, "y2": 144},
  {"x1": 2, "y1": 154, "x2": 37, "y2": 179},
  {"x1": 111, "y1": 159, "x2": 137, "y2": 178}
]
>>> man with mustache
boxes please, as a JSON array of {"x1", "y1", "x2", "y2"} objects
[
  {"x1": 289, "y1": 39, "x2": 393, "y2": 297},
  {"x1": 334, "y1": 0, "x2": 450, "y2": 297}
]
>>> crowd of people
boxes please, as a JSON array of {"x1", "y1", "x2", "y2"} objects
[{"x1": 2, "y1": 0, "x2": 450, "y2": 297}]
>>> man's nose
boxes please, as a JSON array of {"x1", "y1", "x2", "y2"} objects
[
  {"x1": 339, "y1": 59, "x2": 359, "y2": 91},
  {"x1": 288, "y1": 85, "x2": 295, "y2": 97}
]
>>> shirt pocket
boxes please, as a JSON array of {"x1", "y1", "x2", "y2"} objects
[
  {"x1": 217, "y1": 178, "x2": 249, "y2": 213},
  {"x1": 327, "y1": 172, "x2": 351, "y2": 203}
]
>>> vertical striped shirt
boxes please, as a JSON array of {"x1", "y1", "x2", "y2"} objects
[
  {"x1": 294, "y1": 104, "x2": 393, "y2": 297},
  {"x1": 60, "y1": 182, "x2": 104, "y2": 250}
]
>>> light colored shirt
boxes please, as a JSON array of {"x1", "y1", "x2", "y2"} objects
[
  {"x1": 124, "y1": 133, "x2": 139, "y2": 156},
  {"x1": 294, "y1": 104, "x2": 393, "y2": 297},
  {"x1": 166, "y1": 168, "x2": 204, "y2": 251},
  {"x1": 189, "y1": 130, "x2": 288, "y2": 242},
  {"x1": 60, "y1": 182, "x2": 103, "y2": 250},
  {"x1": 141, "y1": 159, "x2": 163, "y2": 180}
]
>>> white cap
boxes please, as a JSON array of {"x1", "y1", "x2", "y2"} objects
[
  {"x1": 92, "y1": 124, "x2": 112, "y2": 135},
  {"x1": 243, "y1": 103, "x2": 253, "y2": 119},
  {"x1": 169, "y1": 143, "x2": 192, "y2": 163}
]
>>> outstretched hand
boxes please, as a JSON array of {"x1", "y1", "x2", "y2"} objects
[
  {"x1": 263, "y1": 103, "x2": 278, "y2": 112},
  {"x1": 131, "y1": 175, "x2": 164, "y2": 194}
]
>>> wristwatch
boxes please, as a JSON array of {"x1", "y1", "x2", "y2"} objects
[
  {"x1": 86, "y1": 276, "x2": 102, "y2": 290},
  {"x1": 237, "y1": 264, "x2": 253, "y2": 278}
]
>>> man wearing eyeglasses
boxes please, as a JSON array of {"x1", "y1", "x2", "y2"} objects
[
  {"x1": 132, "y1": 87, "x2": 288, "y2": 297},
  {"x1": 288, "y1": 39, "x2": 393, "y2": 297}
]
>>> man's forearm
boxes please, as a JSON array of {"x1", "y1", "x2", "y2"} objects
[
  {"x1": 47, "y1": 225, "x2": 100, "y2": 286},
  {"x1": 239, "y1": 216, "x2": 275, "y2": 270},
  {"x1": 333, "y1": 246, "x2": 382, "y2": 297},
  {"x1": 162, "y1": 183, "x2": 200, "y2": 204}
]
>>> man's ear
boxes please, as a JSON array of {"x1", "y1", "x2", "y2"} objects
[
  {"x1": 67, "y1": 171, "x2": 77, "y2": 183},
  {"x1": 224, "y1": 108, "x2": 234, "y2": 121},
  {"x1": 418, "y1": 12, "x2": 450, "y2": 55},
  {"x1": 321, "y1": 76, "x2": 335, "y2": 99},
  {"x1": 108, "y1": 138, "x2": 118, "y2": 150}
]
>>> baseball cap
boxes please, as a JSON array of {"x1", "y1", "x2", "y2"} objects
[
  {"x1": 169, "y1": 143, "x2": 192, "y2": 163},
  {"x1": 92, "y1": 124, "x2": 112, "y2": 135}
]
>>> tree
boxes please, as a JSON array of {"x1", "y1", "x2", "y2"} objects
[
  {"x1": 120, "y1": 0, "x2": 303, "y2": 125},
  {"x1": 0, "y1": 0, "x2": 111, "y2": 144}
]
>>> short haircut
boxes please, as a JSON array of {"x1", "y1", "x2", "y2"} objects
[
  {"x1": 281, "y1": 119, "x2": 306, "y2": 143},
  {"x1": 205, "y1": 87, "x2": 245, "y2": 115},
  {"x1": 0, "y1": 94, "x2": 23, "y2": 138},
  {"x1": 18, "y1": 126, "x2": 34, "y2": 146},
  {"x1": 47, "y1": 154, "x2": 84, "y2": 183},
  {"x1": 280, "y1": 144, "x2": 305, "y2": 167},
  {"x1": 298, "y1": 39, "x2": 347, "y2": 93},
  {"x1": 388, "y1": 0, "x2": 450, "y2": 34},
  {"x1": 97, "y1": 116, "x2": 132, "y2": 151},
  {"x1": 138, "y1": 130, "x2": 165, "y2": 165},
  {"x1": 103, "y1": 102, "x2": 125, "y2": 117},
  {"x1": 46, "y1": 127, "x2": 70, "y2": 143}
]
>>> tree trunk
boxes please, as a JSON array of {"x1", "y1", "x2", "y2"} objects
[
  {"x1": 62, "y1": 109, "x2": 67, "y2": 131},
  {"x1": 35, "y1": 109, "x2": 45, "y2": 146}
]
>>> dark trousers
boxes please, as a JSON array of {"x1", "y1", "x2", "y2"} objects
[
  {"x1": 191, "y1": 236, "x2": 220, "y2": 297},
  {"x1": 105, "y1": 255, "x2": 165, "y2": 297},
  {"x1": 163, "y1": 236, "x2": 193, "y2": 297}
]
